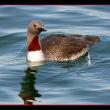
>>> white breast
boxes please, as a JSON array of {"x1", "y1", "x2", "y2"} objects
[{"x1": 27, "y1": 50, "x2": 45, "y2": 62}]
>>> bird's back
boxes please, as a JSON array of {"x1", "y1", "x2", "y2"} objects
[{"x1": 41, "y1": 34, "x2": 100, "y2": 61}]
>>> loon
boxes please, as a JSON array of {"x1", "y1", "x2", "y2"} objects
[{"x1": 27, "y1": 20, "x2": 100, "y2": 63}]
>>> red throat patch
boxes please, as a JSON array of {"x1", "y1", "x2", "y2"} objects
[{"x1": 28, "y1": 36, "x2": 41, "y2": 51}]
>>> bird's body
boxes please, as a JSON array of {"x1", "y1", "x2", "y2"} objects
[
  {"x1": 41, "y1": 34, "x2": 99, "y2": 61},
  {"x1": 26, "y1": 20, "x2": 100, "y2": 64}
]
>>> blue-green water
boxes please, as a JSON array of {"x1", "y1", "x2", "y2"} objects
[{"x1": 0, "y1": 5, "x2": 110, "y2": 105}]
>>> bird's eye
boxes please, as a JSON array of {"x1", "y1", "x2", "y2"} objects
[{"x1": 33, "y1": 24, "x2": 36, "y2": 28}]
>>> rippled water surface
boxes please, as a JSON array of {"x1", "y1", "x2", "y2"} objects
[{"x1": 0, "y1": 5, "x2": 110, "y2": 105}]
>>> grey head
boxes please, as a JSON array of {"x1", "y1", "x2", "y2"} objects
[
  {"x1": 27, "y1": 20, "x2": 47, "y2": 46},
  {"x1": 27, "y1": 20, "x2": 47, "y2": 35}
]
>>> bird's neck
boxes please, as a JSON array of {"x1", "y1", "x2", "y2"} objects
[
  {"x1": 27, "y1": 33, "x2": 45, "y2": 63},
  {"x1": 27, "y1": 34, "x2": 41, "y2": 52}
]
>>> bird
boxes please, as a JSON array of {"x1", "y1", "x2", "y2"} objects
[{"x1": 26, "y1": 20, "x2": 100, "y2": 64}]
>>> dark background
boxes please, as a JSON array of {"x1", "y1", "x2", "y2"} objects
[{"x1": 0, "y1": 0, "x2": 110, "y2": 5}]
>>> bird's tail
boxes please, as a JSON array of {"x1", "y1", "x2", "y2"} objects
[{"x1": 85, "y1": 35, "x2": 100, "y2": 45}]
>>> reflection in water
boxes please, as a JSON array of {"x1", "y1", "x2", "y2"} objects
[
  {"x1": 27, "y1": 61, "x2": 45, "y2": 68},
  {"x1": 18, "y1": 67, "x2": 41, "y2": 105}
]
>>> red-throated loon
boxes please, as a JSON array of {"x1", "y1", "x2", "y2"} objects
[{"x1": 27, "y1": 20, "x2": 100, "y2": 63}]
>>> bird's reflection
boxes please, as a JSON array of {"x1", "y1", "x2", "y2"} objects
[{"x1": 18, "y1": 67, "x2": 41, "y2": 105}]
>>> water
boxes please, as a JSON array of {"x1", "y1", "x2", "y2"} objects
[{"x1": 0, "y1": 5, "x2": 110, "y2": 105}]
